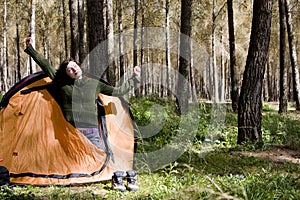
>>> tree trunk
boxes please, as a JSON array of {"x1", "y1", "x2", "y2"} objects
[
  {"x1": 140, "y1": 0, "x2": 145, "y2": 96},
  {"x1": 15, "y1": 0, "x2": 21, "y2": 82},
  {"x1": 30, "y1": 0, "x2": 37, "y2": 73},
  {"x1": 62, "y1": 0, "x2": 69, "y2": 59},
  {"x1": 238, "y1": 0, "x2": 273, "y2": 144},
  {"x1": 69, "y1": 0, "x2": 79, "y2": 61},
  {"x1": 266, "y1": 60, "x2": 271, "y2": 101},
  {"x1": 221, "y1": 17, "x2": 225, "y2": 102},
  {"x1": 151, "y1": 48, "x2": 155, "y2": 95},
  {"x1": 133, "y1": 0, "x2": 139, "y2": 96},
  {"x1": 278, "y1": 0, "x2": 288, "y2": 113},
  {"x1": 106, "y1": 0, "x2": 116, "y2": 86},
  {"x1": 190, "y1": 42, "x2": 197, "y2": 102},
  {"x1": 2, "y1": 0, "x2": 8, "y2": 92},
  {"x1": 146, "y1": 46, "x2": 151, "y2": 95},
  {"x1": 117, "y1": 0, "x2": 124, "y2": 84},
  {"x1": 212, "y1": 0, "x2": 219, "y2": 103},
  {"x1": 78, "y1": 0, "x2": 86, "y2": 63},
  {"x1": 165, "y1": 0, "x2": 171, "y2": 97},
  {"x1": 133, "y1": 0, "x2": 139, "y2": 68},
  {"x1": 176, "y1": 0, "x2": 192, "y2": 114},
  {"x1": 285, "y1": 0, "x2": 300, "y2": 110},
  {"x1": 227, "y1": 0, "x2": 239, "y2": 112},
  {"x1": 87, "y1": 0, "x2": 106, "y2": 77}
]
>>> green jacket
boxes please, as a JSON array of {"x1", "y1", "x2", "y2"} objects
[{"x1": 25, "y1": 46, "x2": 139, "y2": 127}]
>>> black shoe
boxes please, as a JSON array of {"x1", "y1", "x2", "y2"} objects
[
  {"x1": 112, "y1": 171, "x2": 126, "y2": 192},
  {"x1": 126, "y1": 170, "x2": 139, "y2": 191}
]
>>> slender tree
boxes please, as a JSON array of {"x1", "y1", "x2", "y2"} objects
[
  {"x1": 2, "y1": 0, "x2": 8, "y2": 92},
  {"x1": 211, "y1": 0, "x2": 219, "y2": 102},
  {"x1": 140, "y1": 0, "x2": 145, "y2": 96},
  {"x1": 133, "y1": 0, "x2": 140, "y2": 96},
  {"x1": 238, "y1": 0, "x2": 274, "y2": 144},
  {"x1": 165, "y1": 0, "x2": 171, "y2": 97},
  {"x1": 62, "y1": 0, "x2": 69, "y2": 59},
  {"x1": 86, "y1": 0, "x2": 106, "y2": 77},
  {"x1": 285, "y1": 0, "x2": 300, "y2": 110},
  {"x1": 190, "y1": 41, "x2": 196, "y2": 102},
  {"x1": 133, "y1": 0, "x2": 139, "y2": 68},
  {"x1": 176, "y1": 0, "x2": 192, "y2": 114},
  {"x1": 117, "y1": 0, "x2": 124, "y2": 84},
  {"x1": 106, "y1": 0, "x2": 116, "y2": 86},
  {"x1": 227, "y1": 0, "x2": 239, "y2": 112},
  {"x1": 78, "y1": 0, "x2": 86, "y2": 63},
  {"x1": 29, "y1": 0, "x2": 37, "y2": 73},
  {"x1": 278, "y1": 0, "x2": 288, "y2": 113},
  {"x1": 220, "y1": 18, "x2": 225, "y2": 102},
  {"x1": 69, "y1": 0, "x2": 79, "y2": 61},
  {"x1": 15, "y1": 0, "x2": 21, "y2": 82}
]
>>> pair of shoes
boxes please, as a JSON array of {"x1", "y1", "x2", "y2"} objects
[{"x1": 112, "y1": 170, "x2": 138, "y2": 192}]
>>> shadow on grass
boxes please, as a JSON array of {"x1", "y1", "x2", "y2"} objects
[{"x1": 175, "y1": 147, "x2": 300, "y2": 176}]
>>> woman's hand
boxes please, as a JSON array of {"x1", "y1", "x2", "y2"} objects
[
  {"x1": 133, "y1": 66, "x2": 141, "y2": 77},
  {"x1": 25, "y1": 37, "x2": 32, "y2": 47}
]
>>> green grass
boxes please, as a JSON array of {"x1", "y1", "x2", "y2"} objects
[
  {"x1": 1, "y1": 151, "x2": 299, "y2": 200},
  {"x1": 1, "y1": 96, "x2": 299, "y2": 199}
]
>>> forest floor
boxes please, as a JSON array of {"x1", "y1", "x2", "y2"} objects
[{"x1": 233, "y1": 144, "x2": 300, "y2": 164}]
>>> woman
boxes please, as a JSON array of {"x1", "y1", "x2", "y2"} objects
[{"x1": 24, "y1": 37, "x2": 141, "y2": 149}]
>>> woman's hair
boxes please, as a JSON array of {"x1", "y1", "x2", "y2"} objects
[{"x1": 54, "y1": 58, "x2": 81, "y2": 84}]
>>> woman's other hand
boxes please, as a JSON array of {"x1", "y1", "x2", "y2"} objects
[{"x1": 133, "y1": 66, "x2": 141, "y2": 77}]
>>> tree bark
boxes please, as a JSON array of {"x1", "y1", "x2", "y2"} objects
[
  {"x1": 221, "y1": 17, "x2": 225, "y2": 102},
  {"x1": 190, "y1": 42, "x2": 196, "y2": 102},
  {"x1": 117, "y1": 0, "x2": 124, "y2": 84},
  {"x1": 285, "y1": 0, "x2": 300, "y2": 110},
  {"x1": 106, "y1": 0, "x2": 116, "y2": 86},
  {"x1": 78, "y1": 0, "x2": 86, "y2": 63},
  {"x1": 87, "y1": 0, "x2": 106, "y2": 77},
  {"x1": 176, "y1": 0, "x2": 192, "y2": 114},
  {"x1": 140, "y1": 0, "x2": 145, "y2": 96},
  {"x1": 2, "y1": 0, "x2": 8, "y2": 92},
  {"x1": 278, "y1": 0, "x2": 288, "y2": 113},
  {"x1": 15, "y1": 0, "x2": 21, "y2": 82},
  {"x1": 165, "y1": 0, "x2": 171, "y2": 97},
  {"x1": 227, "y1": 0, "x2": 239, "y2": 112},
  {"x1": 238, "y1": 0, "x2": 273, "y2": 144},
  {"x1": 133, "y1": 0, "x2": 139, "y2": 68},
  {"x1": 62, "y1": 0, "x2": 69, "y2": 59},
  {"x1": 69, "y1": 0, "x2": 79, "y2": 61},
  {"x1": 211, "y1": 0, "x2": 219, "y2": 102},
  {"x1": 133, "y1": 0, "x2": 139, "y2": 96},
  {"x1": 29, "y1": 0, "x2": 37, "y2": 73}
]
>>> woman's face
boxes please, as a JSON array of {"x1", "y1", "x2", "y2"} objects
[{"x1": 66, "y1": 61, "x2": 82, "y2": 79}]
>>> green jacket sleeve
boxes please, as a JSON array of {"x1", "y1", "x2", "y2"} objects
[
  {"x1": 24, "y1": 45, "x2": 57, "y2": 80},
  {"x1": 98, "y1": 76, "x2": 140, "y2": 96}
]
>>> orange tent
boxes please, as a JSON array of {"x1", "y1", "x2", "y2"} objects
[{"x1": 0, "y1": 72, "x2": 135, "y2": 185}]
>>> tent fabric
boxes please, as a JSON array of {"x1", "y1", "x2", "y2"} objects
[{"x1": 0, "y1": 72, "x2": 134, "y2": 185}]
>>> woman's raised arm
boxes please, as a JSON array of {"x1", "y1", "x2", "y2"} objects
[{"x1": 24, "y1": 37, "x2": 57, "y2": 80}]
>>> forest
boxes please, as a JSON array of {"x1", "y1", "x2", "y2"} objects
[
  {"x1": 0, "y1": 0, "x2": 300, "y2": 199},
  {"x1": 0, "y1": 0, "x2": 298, "y2": 103}
]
